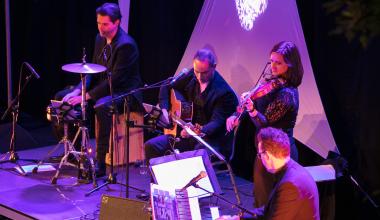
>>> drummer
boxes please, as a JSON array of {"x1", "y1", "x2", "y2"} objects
[{"x1": 60, "y1": 2, "x2": 143, "y2": 177}]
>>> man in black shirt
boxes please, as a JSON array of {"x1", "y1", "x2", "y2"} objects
[
  {"x1": 63, "y1": 3, "x2": 142, "y2": 177},
  {"x1": 144, "y1": 48, "x2": 238, "y2": 161}
]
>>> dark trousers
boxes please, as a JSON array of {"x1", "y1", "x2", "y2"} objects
[{"x1": 144, "y1": 134, "x2": 227, "y2": 164}]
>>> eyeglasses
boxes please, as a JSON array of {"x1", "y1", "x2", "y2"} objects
[{"x1": 257, "y1": 151, "x2": 266, "y2": 159}]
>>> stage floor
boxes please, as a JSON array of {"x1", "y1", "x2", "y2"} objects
[{"x1": 0, "y1": 140, "x2": 254, "y2": 220}]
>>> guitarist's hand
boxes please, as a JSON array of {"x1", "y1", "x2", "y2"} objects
[
  {"x1": 180, "y1": 129, "x2": 190, "y2": 138},
  {"x1": 180, "y1": 123, "x2": 205, "y2": 138},
  {"x1": 158, "y1": 108, "x2": 171, "y2": 128},
  {"x1": 193, "y1": 123, "x2": 205, "y2": 137}
]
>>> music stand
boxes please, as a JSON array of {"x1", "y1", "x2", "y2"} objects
[
  {"x1": 0, "y1": 68, "x2": 38, "y2": 175},
  {"x1": 149, "y1": 149, "x2": 222, "y2": 198},
  {"x1": 171, "y1": 116, "x2": 242, "y2": 205}
]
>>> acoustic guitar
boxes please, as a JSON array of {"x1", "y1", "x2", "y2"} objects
[{"x1": 163, "y1": 89, "x2": 193, "y2": 136}]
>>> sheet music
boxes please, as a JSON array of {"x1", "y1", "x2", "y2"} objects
[{"x1": 150, "y1": 184, "x2": 202, "y2": 220}]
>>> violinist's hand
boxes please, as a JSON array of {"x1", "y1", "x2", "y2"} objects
[
  {"x1": 226, "y1": 115, "x2": 238, "y2": 132},
  {"x1": 240, "y1": 91, "x2": 250, "y2": 103},
  {"x1": 244, "y1": 97, "x2": 255, "y2": 112}
]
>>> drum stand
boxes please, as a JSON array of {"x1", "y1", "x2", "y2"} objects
[
  {"x1": 34, "y1": 72, "x2": 96, "y2": 186},
  {"x1": 51, "y1": 118, "x2": 95, "y2": 186},
  {"x1": 32, "y1": 121, "x2": 77, "y2": 173}
]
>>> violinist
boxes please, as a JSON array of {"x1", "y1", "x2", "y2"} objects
[{"x1": 226, "y1": 41, "x2": 304, "y2": 209}]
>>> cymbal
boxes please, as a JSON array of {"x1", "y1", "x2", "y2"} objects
[{"x1": 62, "y1": 63, "x2": 106, "y2": 74}]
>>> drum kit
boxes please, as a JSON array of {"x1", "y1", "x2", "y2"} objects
[{"x1": 33, "y1": 61, "x2": 106, "y2": 186}]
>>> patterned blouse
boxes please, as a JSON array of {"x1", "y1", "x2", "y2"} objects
[{"x1": 251, "y1": 85, "x2": 299, "y2": 131}]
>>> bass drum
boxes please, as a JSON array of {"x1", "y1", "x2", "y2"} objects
[{"x1": 230, "y1": 112, "x2": 257, "y2": 181}]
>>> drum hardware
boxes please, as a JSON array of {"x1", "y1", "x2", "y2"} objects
[
  {"x1": 46, "y1": 100, "x2": 81, "y2": 123},
  {"x1": 33, "y1": 101, "x2": 84, "y2": 176},
  {"x1": 34, "y1": 49, "x2": 105, "y2": 186}
]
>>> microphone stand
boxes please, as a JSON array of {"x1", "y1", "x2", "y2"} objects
[
  {"x1": 85, "y1": 45, "x2": 123, "y2": 195},
  {"x1": 193, "y1": 183, "x2": 256, "y2": 218},
  {"x1": 0, "y1": 71, "x2": 37, "y2": 175},
  {"x1": 173, "y1": 118, "x2": 242, "y2": 205},
  {"x1": 86, "y1": 77, "x2": 173, "y2": 198}
]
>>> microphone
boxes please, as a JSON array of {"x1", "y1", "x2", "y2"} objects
[
  {"x1": 170, "y1": 68, "x2": 189, "y2": 85},
  {"x1": 181, "y1": 171, "x2": 208, "y2": 191},
  {"x1": 24, "y1": 62, "x2": 40, "y2": 79}
]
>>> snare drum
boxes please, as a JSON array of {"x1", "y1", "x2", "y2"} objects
[{"x1": 46, "y1": 103, "x2": 82, "y2": 122}]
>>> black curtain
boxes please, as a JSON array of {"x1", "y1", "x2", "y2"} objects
[
  {"x1": 298, "y1": 1, "x2": 380, "y2": 219},
  {"x1": 1, "y1": 0, "x2": 117, "y2": 122},
  {"x1": 128, "y1": 0, "x2": 204, "y2": 104}
]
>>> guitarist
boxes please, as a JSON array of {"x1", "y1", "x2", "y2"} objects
[{"x1": 144, "y1": 48, "x2": 238, "y2": 162}]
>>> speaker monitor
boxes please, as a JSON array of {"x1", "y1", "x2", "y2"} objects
[{"x1": 99, "y1": 195, "x2": 150, "y2": 220}]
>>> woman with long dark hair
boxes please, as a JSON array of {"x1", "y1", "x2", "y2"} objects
[{"x1": 226, "y1": 41, "x2": 304, "y2": 208}]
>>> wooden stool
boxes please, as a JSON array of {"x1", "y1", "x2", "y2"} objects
[{"x1": 96, "y1": 112, "x2": 144, "y2": 166}]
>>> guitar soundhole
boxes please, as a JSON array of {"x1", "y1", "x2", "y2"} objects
[{"x1": 181, "y1": 102, "x2": 193, "y2": 122}]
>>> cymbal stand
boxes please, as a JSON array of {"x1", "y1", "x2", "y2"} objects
[
  {"x1": 51, "y1": 67, "x2": 96, "y2": 186},
  {"x1": 85, "y1": 44, "x2": 119, "y2": 196},
  {"x1": 0, "y1": 73, "x2": 37, "y2": 175}
]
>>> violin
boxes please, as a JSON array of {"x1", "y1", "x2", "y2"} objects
[{"x1": 236, "y1": 77, "x2": 285, "y2": 114}]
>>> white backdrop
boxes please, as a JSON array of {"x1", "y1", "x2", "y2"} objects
[
  {"x1": 176, "y1": 0, "x2": 338, "y2": 158},
  {"x1": 118, "y1": 0, "x2": 130, "y2": 33}
]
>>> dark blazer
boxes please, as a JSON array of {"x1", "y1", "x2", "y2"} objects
[
  {"x1": 84, "y1": 28, "x2": 143, "y2": 102},
  {"x1": 159, "y1": 70, "x2": 238, "y2": 138},
  {"x1": 263, "y1": 159, "x2": 320, "y2": 220},
  {"x1": 159, "y1": 70, "x2": 238, "y2": 158}
]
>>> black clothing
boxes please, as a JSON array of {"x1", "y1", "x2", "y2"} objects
[
  {"x1": 231, "y1": 82, "x2": 300, "y2": 208},
  {"x1": 145, "y1": 70, "x2": 238, "y2": 161},
  {"x1": 253, "y1": 85, "x2": 299, "y2": 208},
  {"x1": 56, "y1": 28, "x2": 142, "y2": 170},
  {"x1": 252, "y1": 86, "x2": 299, "y2": 160},
  {"x1": 160, "y1": 70, "x2": 238, "y2": 138},
  {"x1": 81, "y1": 28, "x2": 143, "y2": 102},
  {"x1": 88, "y1": 28, "x2": 142, "y2": 167}
]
